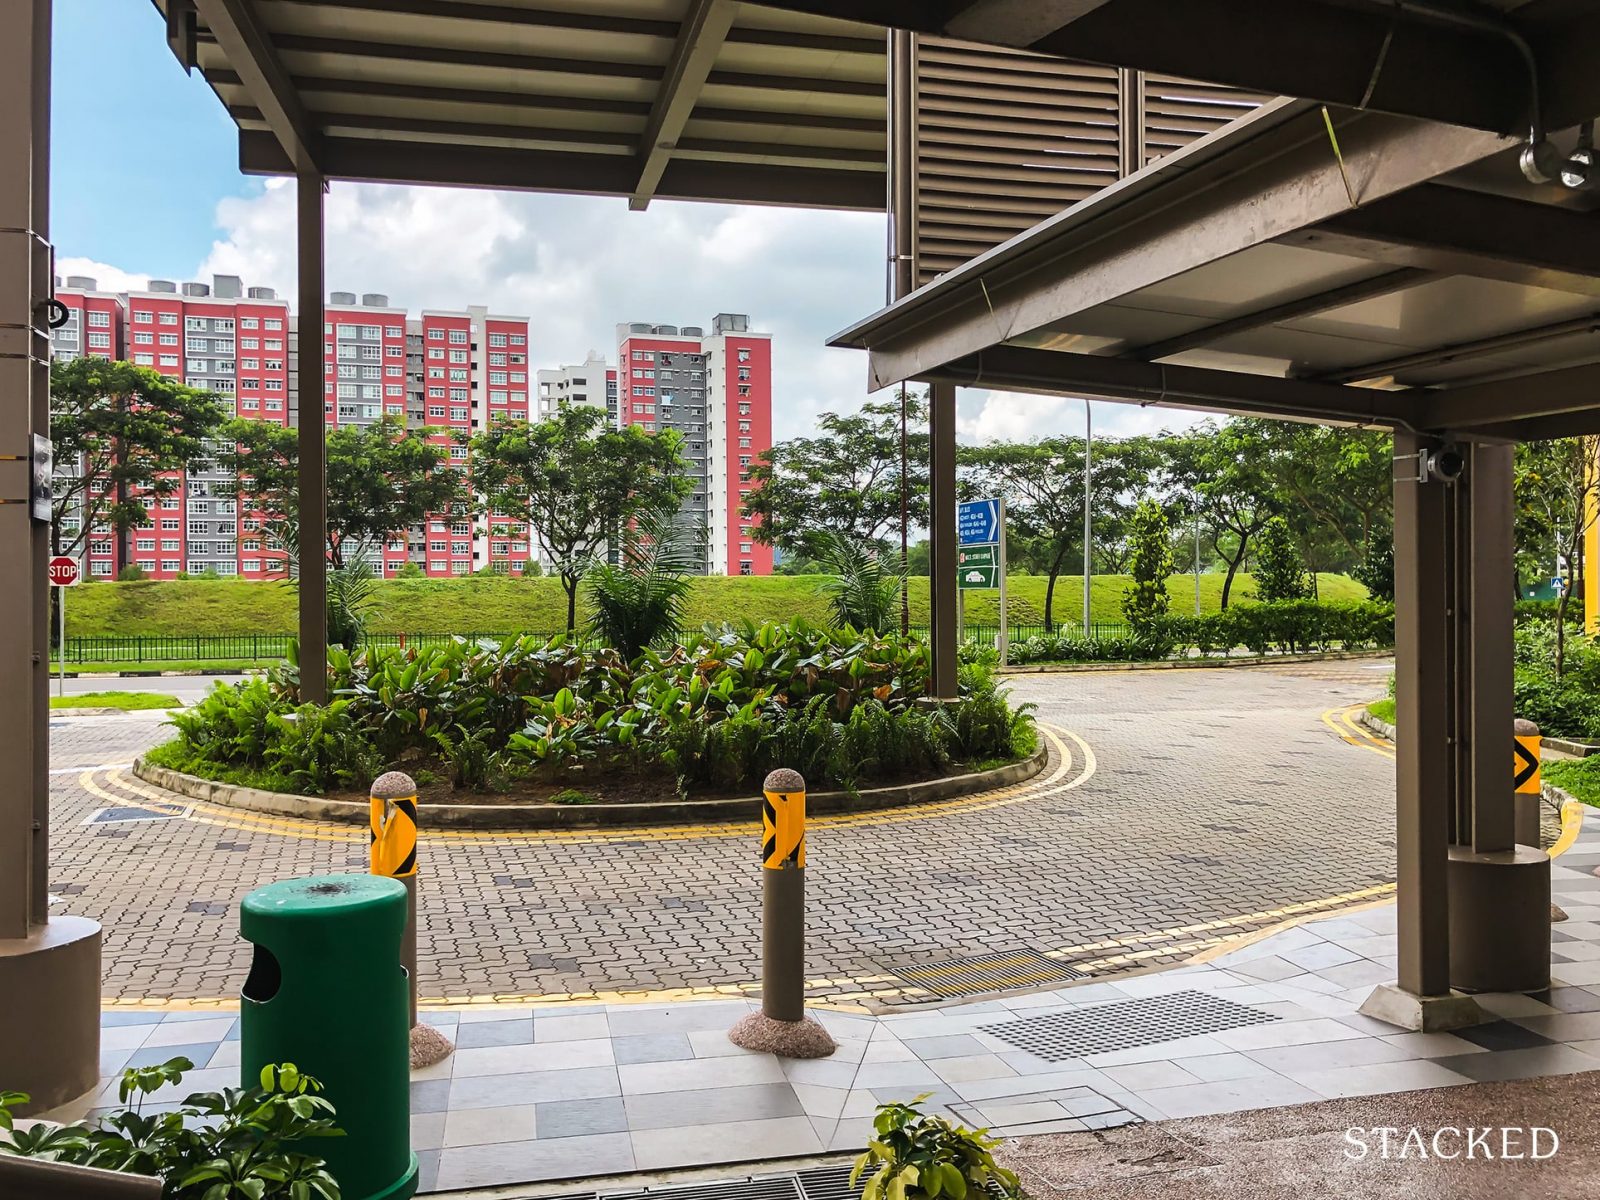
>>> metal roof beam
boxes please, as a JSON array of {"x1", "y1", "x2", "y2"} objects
[
  {"x1": 834, "y1": 106, "x2": 1509, "y2": 390},
  {"x1": 1280, "y1": 184, "x2": 1600, "y2": 298},
  {"x1": 919, "y1": 344, "x2": 1415, "y2": 428},
  {"x1": 239, "y1": 128, "x2": 883, "y2": 209},
  {"x1": 207, "y1": 68, "x2": 654, "y2": 117},
  {"x1": 1122, "y1": 267, "x2": 1441, "y2": 362},
  {"x1": 1312, "y1": 312, "x2": 1600, "y2": 387},
  {"x1": 747, "y1": 0, "x2": 1528, "y2": 133},
  {"x1": 1420, "y1": 361, "x2": 1600, "y2": 433},
  {"x1": 631, "y1": 0, "x2": 737, "y2": 211},
  {"x1": 193, "y1": 0, "x2": 322, "y2": 172}
]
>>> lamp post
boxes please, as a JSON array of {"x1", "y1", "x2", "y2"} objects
[{"x1": 1082, "y1": 400, "x2": 1092, "y2": 636}]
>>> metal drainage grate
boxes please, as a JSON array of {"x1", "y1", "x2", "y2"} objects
[
  {"x1": 797, "y1": 1165, "x2": 1009, "y2": 1199},
  {"x1": 979, "y1": 989, "x2": 1278, "y2": 1062},
  {"x1": 885, "y1": 949, "x2": 1086, "y2": 999},
  {"x1": 598, "y1": 1177, "x2": 804, "y2": 1200}
]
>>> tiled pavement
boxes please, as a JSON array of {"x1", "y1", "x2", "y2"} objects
[
  {"x1": 49, "y1": 807, "x2": 1600, "y2": 1194},
  {"x1": 52, "y1": 661, "x2": 1399, "y2": 1004}
]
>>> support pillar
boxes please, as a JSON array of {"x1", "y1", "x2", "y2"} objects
[
  {"x1": 1365, "y1": 437, "x2": 1546, "y2": 1031},
  {"x1": 0, "y1": 0, "x2": 102, "y2": 1114},
  {"x1": 928, "y1": 382, "x2": 958, "y2": 698},
  {"x1": 296, "y1": 173, "x2": 328, "y2": 704}
]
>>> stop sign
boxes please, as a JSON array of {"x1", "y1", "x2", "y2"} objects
[{"x1": 48, "y1": 556, "x2": 80, "y2": 587}]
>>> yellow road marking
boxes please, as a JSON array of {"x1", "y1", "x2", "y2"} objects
[
  {"x1": 84, "y1": 723, "x2": 1095, "y2": 846},
  {"x1": 1550, "y1": 800, "x2": 1586, "y2": 859},
  {"x1": 1321, "y1": 701, "x2": 1395, "y2": 760}
]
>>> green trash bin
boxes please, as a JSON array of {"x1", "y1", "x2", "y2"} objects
[{"x1": 240, "y1": 874, "x2": 417, "y2": 1200}]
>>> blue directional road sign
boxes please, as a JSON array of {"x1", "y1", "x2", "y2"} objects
[{"x1": 958, "y1": 498, "x2": 1001, "y2": 546}]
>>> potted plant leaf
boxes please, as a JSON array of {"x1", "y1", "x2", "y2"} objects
[{"x1": 851, "y1": 1095, "x2": 1025, "y2": 1199}]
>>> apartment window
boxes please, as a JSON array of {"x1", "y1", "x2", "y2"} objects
[
  {"x1": 429, "y1": 540, "x2": 447, "y2": 552},
  {"x1": 133, "y1": 353, "x2": 154, "y2": 366},
  {"x1": 243, "y1": 559, "x2": 260, "y2": 572},
  {"x1": 158, "y1": 354, "x2": 179, "y2": 367},
  {"x1": 385, "y1": 326, "x2": 403, "y2": 338},
  {"x1": 451, "y1": 541, "x2": 470, "y2": 555},
  {"x1": 85, "y1": 332, "x2": 110, "y2": 349},
  {"x1": 741, "y1": 542, "x2": 753, "y2": 554},
  {"x1": 450, "y1": 445, "x2": 468, "y2": 460},
  {"x1": 510, "y1": 334, "x2": 526, "y2": 346},
  {"x1": 160, "y1": 559, "x2": 180, "y2": 573},
  {"x1": 134, "y1": 311, "x2": 153, "y2": 324},
  {"x1": 385, "y1": 384, "x2": 402, "y2": 396},
  {"x1": 87, "y1": 310, "x2": 110, "y2": 328},
  {"x1": 739, "y1": 438, "x2": 751, "y2": 448},
  {"x1": 489, "y1": 333, "x2": 507, "y2": 347},
  {"x1": 386, "y1": 345, "x2": 403, "y2": 357},
  {"x1": 449, "y1": 369, "x2": 467, "y2": 382},
  {"x1": 160, "y1": 518, "x2": 180, "y2": 531},
  {"x1": 448, "y1": 388, "x2": 467, "y2": 403},
  {"x1": 449, "y1": 349, "x2": 467, "y2": 364},
  {"x1": 240, "y1": 338, "x2": 258, "y2": 350},
  {"x1": 449, "y1": 406, "x2": 467, "y2": 421},
  {"x1": 159, "y1": 333, "x2": 178, "y2": 346},
  {"x1": 448, "y1": 330, "x2": 467, "y2": 344},
  {"x1": 265, "y1": 379, "x2": 282, "y2": 391},
  {"x1": 266, "y1": 397, "x2": 283, "y2": 408},
  {"x1": 241, "y1": 358, "x2": 259, "y2": 370},
  {"x1": 738, "y1": 385, "x2": 751, "y2": 396},
  {"x1": 186, "y1": 317, "x2": 208, "y2": 331},
  {"x1": 265, "y1": 338, "x2": 282, "y2": 350},
  {"x1": 428, "y1": 328, "x2": 444, "y2": 341},
  {"x1": 265, "y1": 359, "x2": 282, "y2": 371},
  {"x1": 240, "y1": 318, "x2": 258, "y2": 329},
  {"x1": 738, "y1": 368, "x2": 751, "y2": 381},
  {"x1": 265, "y1": 319, "x2": 282, "y2": 330},
  {"x1": 489, "y1": 390, "x2": 508, "y2": 404},
  {"x1": 159, "y1": 312, "x2": 178, "y2": 325},
  {"x1": 135, "y1": 537, "x2": 155, "y2": 551},
  {"x1": 739, "y1": 403, "x2": 751, "y2": 415},
  {"x1": 738, "y1": 348, "x2": 751, "y2": 363},
  {"x1": 427, "y1": 405, "x2": 445, "y2": 418},
  {"x1": 162, "y1": 539, "x2": 180, "y2": 551},
  {"x1": 489, "y1": 353, "x2": 506, "y2": 366},
  {"x1": 739, "y1": 455, "x2": 752, "y2": 468},
  {"x1": 428, "y1": 386, "x2": 445, "y2": 399}
]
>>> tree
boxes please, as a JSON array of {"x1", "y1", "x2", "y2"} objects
[
  {"x1": 468, "y1": 406, "x2": 693, "y2": 631},
  {"x1": 743, "y1": 394, "x2": 929, "y2": 558},
  {"x1": 216, "y1": 416, "x2": 469, "y2": 570},
  {"x1": 1515, "y1": 436, "x2": 1600, "y2": 676},
  {"x1": 1253, "y1": 514, "x2": 1313, "y2": 601},
  {"x1": 961, "y1": 434, "x2": 1159, "y2": 630},
  {"x1": 1353, "y1": 527, "x2": 1394, "y2": 602},
  {"x1": 1165, "y1": 421, "x2": 1280, "y2": 608},
  {"x1": 49, "y1": 358, "x2": 226, "y2": 563},
  {"x1": 1121, "y1": 499, "x2": 1173, "y2": 636}
]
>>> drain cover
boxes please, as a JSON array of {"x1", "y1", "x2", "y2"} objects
[
  {"x1": 599, "y1": 1177, "x2": 802, "y2": 1199},
  {"x1": 886, "y1": 948, "x2": 1086, "y2": 999},
  {"x1": 980, "y1": 989, "x2": 1278, "y2": 1061}
]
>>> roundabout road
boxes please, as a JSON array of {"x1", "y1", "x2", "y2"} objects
[{"x1": 50, "y1": 659, "x2": 1398, "y2": 1007}]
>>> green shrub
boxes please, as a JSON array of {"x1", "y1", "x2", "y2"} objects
[
  {"x1": 155, "y1": 620, "x2": 1033, "y2": 798},
  {"x1": 851, "y1": 1094, "x2": 1023, "y2": 1200},
  {"x1": 116, "y1": 563, "x2": 147, "y2": 582}
]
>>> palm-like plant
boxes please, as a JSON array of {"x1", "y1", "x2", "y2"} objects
[
  {"x1": 817, "y1": 534, "x2": 907, "y2": 633},
  {"x1": 586, "y1": 513, "x2": 700, "y2": 660},
  {"x1": 326, "y1": 557, "x2": 378, "y2": 650}
]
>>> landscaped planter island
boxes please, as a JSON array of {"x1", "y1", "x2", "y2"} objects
[{"x1": 139, "y1": 621, "x2": 1039, "y2": 825}]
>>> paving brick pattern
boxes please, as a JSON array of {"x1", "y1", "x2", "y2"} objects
[{"x1": 49, "y1": 662, "x2": 1398, "y2": 1004}]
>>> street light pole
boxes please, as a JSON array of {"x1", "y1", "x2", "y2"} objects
[
  {"x1": 1194, "y1": 499, "x2": 1202, "y2": 616},
  {"x1": 1082, "y1": 400, "x2": 1092, "y2": 636}
]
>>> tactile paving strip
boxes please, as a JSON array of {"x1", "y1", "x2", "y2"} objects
[
  {"x1": 979, "y1": 988, "x2": 1279, "y2": 1062},
  {"x1": 884, "y1": 948, "x2": 1086, "y2": 999}
]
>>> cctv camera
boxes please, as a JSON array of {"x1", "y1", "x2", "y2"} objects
[{"x1": 1421, "y1": 443, "x2": 1465, "y2": 483}]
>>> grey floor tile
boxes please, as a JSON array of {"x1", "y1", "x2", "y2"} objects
[
  {"x1": 902, "y1": 1034, "x2": 987, "y2": 1061},
  {"x1": 612, "y1": 1033, "x2": 695, "y2": 1065},
  {"x1": 1099, "y1": 1061, "x2": 1200, "y2": 1091},
  {"x1": 443, "y1": 1103, "x2": 539, "y2": 1148},
  {"x1": 449, "y1": 1065, "x2": 619, "y2": 1110},
  {"x1": 1224, "y1": 955, "x2": 1304, "y2": 983},
  {"x1": 1244, "y1": 1037, "x2": 1413, "y2": 1075},
  {"x1": 607, "y1": 1003, "x2": 752, "y2": 1038},
  {"x1": 434, "y1": 1132, "x2": 634, "y2": 1190},
  {"x1": 624, "y1": 1082, "x2": 803, "y2": 1131},
  {"x1": 630, "y1": 1116, "x2": 822, "y2": 1172},
  {"x1": 125, "y1": 1043, "x2": 218, "y2": 1070},
  {"x1": 534, "y1": 1014, "x2": 611, "y2": 1043},
  {"x1": 101, "y1": 1011, "x2": 167, "y2": 1028},
  {"x1": 453, "y1": 1038, "x2": 612, "y2": 1078},
  {"x1": 535, "y1": 1096, "x2": 628, "y2": 1139},
  {"x1": 1511, "y1": 1011, "x2": 1600, "y2": 1042},
  {"x1": 1285, "y1": 1058, "x2": 1474, "y2": 1099},
  {"x1": 410, "y1": 1079, "x2": 451, "y2": 1114},
  {"x1": 1433, "y1": 1045, "x2": 1600, "y2": 1083},
  {"x1": 1174, "y1": 1053, "x2": 1280, "y2": 1083},
  {"x1": 1455, "y1": 1020, "x2": 1555, "y2": 1052},
  {"x1": 1137, "y1": 1075, "x2": 1321, "y2": 1119},
  {"x1": 415, "y1": 1149, "x2": 440, "y2": 1194},
  {"x1": 454, "y1": 1019, "x2": 535, "y2": 1049},
  {"x1": 1540, "y1": 986, "x2": 1600, "y2": 1014},
  {"x1": 411, "y1": 1110, "x2": 446, "y2": 1152},
  {"x1": 619, "y1": 1054, "x2": 785, "y2": 1095}
]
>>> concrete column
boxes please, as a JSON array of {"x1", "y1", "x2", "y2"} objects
[
  {"x1": 1464, "y1": 443, "x2": 1515, "y2": 854},
  {"x1": 928, "y1": 382, "x2": 958, "y2": 698},
  {"x1": 296, "y1": 173, "x2": 328, "y2": 704},
  {"x1": 0, "y1": 0, "x2": 103, "y2": 1113}
]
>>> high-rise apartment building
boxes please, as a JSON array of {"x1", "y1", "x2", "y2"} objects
[
  {"x1": 536, "y1": 355, "x2": 617, "y2": 424},
  {"x1": 52, "y1": 275, "x2": 532, "y2": 580},
  {"x1": 616, "y1": 314, "x2": 773, "y2": 575}
]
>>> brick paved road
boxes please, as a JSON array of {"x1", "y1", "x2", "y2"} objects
[{"x1": 50, "y1": 661, "x2": 1398, "y2": 1006}]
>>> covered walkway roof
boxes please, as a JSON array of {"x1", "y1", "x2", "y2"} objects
[
  {"x1": 830, "y1": 97, "x2": 1600, "y2": 443},
  {"x1": 154, "y1": 0, "x2": 886, "y2": 210}
]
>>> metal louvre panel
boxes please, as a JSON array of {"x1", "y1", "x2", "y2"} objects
[
  {"x1": 1142, "y1": 72, "x2": 1269, "y2": 165},
  {"x1": 915, "y1": 36, "x2": 1119, "y2": 284}
]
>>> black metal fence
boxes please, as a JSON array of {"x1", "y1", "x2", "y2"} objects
[{"x1": 61, "y1": 620, "x2": 1134, "y2": 664}]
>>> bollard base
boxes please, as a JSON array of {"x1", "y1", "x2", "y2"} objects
[
  {"x1": 1448, "y1": 843, "x2": 1551, "y2": 993},
  {"x1": 1359, "y1": 983, "x2": 1486, "y2": 1033},
  {"x1": 728, "y1": 1011, "x2": 837, "y2": 1059},
  {"x1": 410, "y1": 1022, "x2": 454, "y2": 1069}
]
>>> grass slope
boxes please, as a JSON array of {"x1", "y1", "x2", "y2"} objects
[
  {"x1": 1545, "y1": 757, "x2": 1600, "y2": 808},
  {"x1": 65, "y1": 572, "x2": 1368, "y2": 639},
  {"x1": 50, "y1": 690, "x2": 182, "y2": 710}
]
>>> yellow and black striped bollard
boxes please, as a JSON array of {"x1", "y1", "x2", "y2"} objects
[
  {"x1": 370, "y1": 771, "x2": 420, "y2": 1026},
  {"x1": 1514, "y1": 718, "x2": 1542, "y2": 848},
  {"x1": 761, "y1": 768, "x2": 807, "y2": 1022}
]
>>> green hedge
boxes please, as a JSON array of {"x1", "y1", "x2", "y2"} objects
[{"x1": 157, "y1": 621, "x2": 1034, "y2": 797}]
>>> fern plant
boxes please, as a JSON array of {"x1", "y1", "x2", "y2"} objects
[
  {"x1": 817, "y1": 534, "x2": 907, "y2": 634},
  {"x1": 586, "y1": 513, "x2": 699, "y2": 660}
]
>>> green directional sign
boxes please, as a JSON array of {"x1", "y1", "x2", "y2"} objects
[
  {"x1": 957, "y1": 541, "x2": 1000, "y2": 588},
  {"x1": 959, "y1": 567, "x2": 1000, "y2": 589},
  {"x1": 959, "y1": 545, "x2": 997, "y2": 569}
]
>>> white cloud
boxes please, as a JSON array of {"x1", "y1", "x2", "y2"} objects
[
  {"x1": 55, "y1": 256, "x2": 150, "y2": 294},
  {"x1": 78, "y1": 180, "x2": 1222, "y2": 444}
]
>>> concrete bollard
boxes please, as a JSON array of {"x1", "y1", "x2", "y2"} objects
[
  {"x1": 728, "y1": 769, "x2": 837, "y2": 1058},
  {"x1": 370, "y1": 770, "x2": 453, "y2": 1069},
  {"x1": 1515, "y1": 718, "x2": 1542, "y2": 849}
]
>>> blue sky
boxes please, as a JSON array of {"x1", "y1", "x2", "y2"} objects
[{"x1": 52, "y1": 0, "x2": 252, "y2": 272}]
